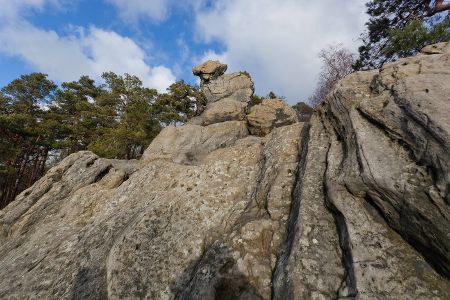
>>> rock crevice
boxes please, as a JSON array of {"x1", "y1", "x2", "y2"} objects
[{"x1": 1, "y1": 44, "x2": 449, "y2": 299}]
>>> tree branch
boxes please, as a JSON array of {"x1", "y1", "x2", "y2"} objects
[{"x1": 425, "y1": 0, "x2": 450, "y2": 16}]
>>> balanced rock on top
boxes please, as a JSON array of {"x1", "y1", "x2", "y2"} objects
[
  {"x1": 192, "y1": 60, "x2": 228, "y2": 82},
  {"x1": 190, "y1": 60, "x2": 254, "y2": 126}
]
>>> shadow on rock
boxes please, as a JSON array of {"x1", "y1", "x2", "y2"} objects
[{"x1": 173, "y1": 242, "x2": 262, "y2": 300}]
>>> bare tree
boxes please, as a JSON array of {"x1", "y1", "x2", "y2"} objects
[{"x1": 309, "y1": 45, "x2": 356, "y2": 107}]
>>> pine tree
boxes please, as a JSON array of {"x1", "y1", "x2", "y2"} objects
[
  {"x1": 0, "y1": 73, "x2": 57, "y2": 208},
  {"x1": 51, "y1": 75, "x2": 104, "y2": 153},
  {"x1": 355, "y1": 0, "x2": 450, "y2": 70},
  {"x1": 88, "y1": 73, "x2": 161, "y2": 159},
  {"x1": 154, "y1": 80, "x2": 206, "y2": 126},
  {"x1": 0, "y1": 71, "x2": 207, "y2": 206}
]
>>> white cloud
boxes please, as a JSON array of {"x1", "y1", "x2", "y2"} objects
[
  {"x1": 106, "y1": 0, "x2": 171, "y2": 22},
  {"x1": 194, "y1": 0, "x2": 368, "y2": 103},
  {"x1": 82, "y1": 27, "x2": 175, "y2": 90},
  {"x1": 0, "y1": 1, "x2": 175, "y2": 92},
  {"x1": 0, "y1": 0, "x2": 67, "y2": 21}
]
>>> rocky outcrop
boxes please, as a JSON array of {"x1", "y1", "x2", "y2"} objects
[
  {"x1": 0, "y1": 61, "x2": 299, "y2": 300},
  {"x1": 192, "y1": 60, "x2": 228, "y2": 82},
  {"x1": 201, "y1": 72, "x2": 254, "y2": 104},
  {"x1": 247, "y1": 99, "x2": 299, "y2": 136},
  {"x1": 189, "y1": 62, "x2": 254, "y2": 127},
  {"x1": 274, "y1": 43, "x2": 450, "y2": 299},
  {"x1": 1, "y1": 44, "x2": 450, "y2": 300}
]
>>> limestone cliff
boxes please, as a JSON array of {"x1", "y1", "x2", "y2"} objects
[{"x1": 0, "y1": 44, "x2": 449, "y2": 300}]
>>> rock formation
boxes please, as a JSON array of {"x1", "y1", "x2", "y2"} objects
[{"x1": 0, "y1": 44, "x2": 449, "y2": 299}]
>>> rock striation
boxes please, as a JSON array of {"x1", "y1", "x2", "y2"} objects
[
  {"x1": 0, "y1": 43, "x2": 449, "y2": 300},
  {"x1": 274, "y1": 42, "x2": 450, "y2": 300}
]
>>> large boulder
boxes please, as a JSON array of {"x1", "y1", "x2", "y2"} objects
[
  {"x1": 0, "y1": 120, "x2": 302, "y2": 300},
  {"x1": 191, "y1": 61, "x2": 254, "y2": 126},
  {"x1": 420, "y1": 42, "x2": 450, "y2": 55},
  {"x1": 202, "y1": 72, "x2": 254, "y2": 103},
  {"x1": 192, "y1": 60, "x2": 227, "y2": 82},
  {"x1": 0, "y1": 58, "x2": 301, "y2": 298},
  {"x1": 199, "y1": 98, "x2": 247, "y2": 126},
  {"x1": 247, "y1": 99, "x2": 299, "y2": 136},
  {"x1": 1, "y1": 43, "x2": 450, "y2": 300}
]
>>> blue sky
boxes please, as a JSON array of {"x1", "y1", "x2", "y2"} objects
[{"x1": 0, "y1": 0, "x2": 368, "y2": 104}]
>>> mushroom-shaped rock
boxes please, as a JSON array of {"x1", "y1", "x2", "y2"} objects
[
  {"x1": 247, "y1": 99, "x2": 298, "y2": 136},
  {"x1": 192, "y1": 60, "x2": 227, "y2": 82},
  {"x1": 190, "y1": 61, "x2": 254, "y2": 126}
]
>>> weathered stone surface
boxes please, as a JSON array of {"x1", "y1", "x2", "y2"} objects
[
  {"x1": 247, "y1": 99, "x2": 299, "y2": 136},
  {"x1": 420, "y1": 42, "x2": 450, "y2": 55},
  {"x1": 202, "y1": 72, "x2": 254, "y2": 103},
  {"x1": 199, "y1": 98, "x2": 247, "y2": 126},
  {"x1": 179, "y1": 123, "x2": 303, "y2": 300},
  {"x1": 0, "y1": 121, "x2": 301, "y2": 299},
  {"x1": 1, "y1": 44, "x2": 450, "y2": 300},
  {"x1": 192, "y1": 60, "x2": 227, "y2": 82},
  {"x1": 141, "y1": 121, "x2": 249, "y2": 164},
  {"x1": 273, "y1": 119, "x2": 345, "y2": 300},
  {"x1": 273, "y1": 43, "x2": 450, "y2": 299},
  {"x1": 190, "y1": 61, "x2": 253, "y2": 126}
]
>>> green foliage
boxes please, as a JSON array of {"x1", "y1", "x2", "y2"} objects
[
  {"x1": 387, "y1": 19, "x2": 450, "y2": 57},
  {"x1": 154, "y1": 80, "x2": 206, "y2": 125},
  {"x1": 264, "y1": 91, "x2": 286, "y2": 100},
  {"x1": 2, "y1": 73, "x2": 57, "y2": 113},
  {"x1": 0, "y1": 71, "x2": 205, "y2": 207},
  {"x1": 87, "y1": 73, "x2": 161, "y2": 159},
  {"x1": 355, "y1": 0, "x2": 450, "y2": 70},
  {"x1": 239, "y1": 71, "x2": 251, "y2": 78},
  {"x1": 250, "y1": 94, "x2": 263, "y2": 106},
  {"x1": 51, "y1": 75, "x2": 104, "y2": 152},
  {"x1": 0, "y1": 73, "x2": 58, "y2": 208}
]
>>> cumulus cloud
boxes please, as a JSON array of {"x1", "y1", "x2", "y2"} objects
[
  {"x1": 82, "y1": 27, "x2": 175, "y2": 90},
  {"x1": 106, "y1": 0, "x2": 171, "y2": 22},
  {"x1": 0, "y1": 1, "x2": 175, "y2": 92},
  {"x1": 0, "y1": 0, "x2": 68, "y2": 21},
  {"x1": 194, "y1": 0, "x2": 368, "y2": 103}
]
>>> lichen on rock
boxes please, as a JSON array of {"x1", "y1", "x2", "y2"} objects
[{"x1": 1, "y1": 44, "x2": 450, "y2": 300}]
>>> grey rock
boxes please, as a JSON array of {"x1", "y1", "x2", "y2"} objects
[
  {"x1": 273, "y1": 119, "x2": 345, "y2": 300},
  {"x1": 247, "y1": 99, "x2": 299, "y2": 136},
  {"x1": 273, "y1": 42, "x2": 450, "y2": 299},
  {"x1": 141, "y1": 121, "x2": 249, "y2": 164},
  {"x1": 0, "y1": 120, "x2": 301, "y2": 300},
  {"x1": 202, "y1": 72, "x2": 254, "y2": 103},
  {"x1": 1, "y1": 44, "x2": 450, "y2": 300},
  {"x1": 191, "y1": 61, "x2": 253, "y2": 126},
  {"x1": 199, "y1": 98, "x2": 247, "y2": 126},
  {"x1": 192, "y1": 60, "x2": 228, "y2": 82}
]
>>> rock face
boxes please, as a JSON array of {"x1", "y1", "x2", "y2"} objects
[
  {"x1": 247, "y1": 99, "x2": 299, "y2": 136},
  {"x1": 274, "y1": 43, "x2": 450, "y2": 299},
  {"x1": 201, "y1": 72, "x2": 254, "y2": 103},
  {"x1": 189, "y1": 62, "x2": 254, "y2": 126},
  {"x1": 1, "y1": 45, "x2": 450, "y2": 300}
]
